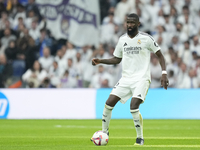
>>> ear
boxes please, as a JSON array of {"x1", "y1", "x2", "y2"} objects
[{"x1": 138, "y1": 22, "x2": 141, "y2": 27}]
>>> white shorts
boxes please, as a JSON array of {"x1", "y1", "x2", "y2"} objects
[{"x1": 110, "y1": 78, "x2": 150, "y2": 104}]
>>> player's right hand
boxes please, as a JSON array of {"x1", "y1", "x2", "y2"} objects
[
  {"x1": 161, "y1": 74, "x2": 169, "y2": 90},
  {"x1": 92, "y1": 58, "x2": 100, "y2": 66}
]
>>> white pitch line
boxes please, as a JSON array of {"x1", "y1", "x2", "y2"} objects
[
  {"x1": 1, "y1": 136, "x2": 200, "y2": 139},
  {"x1": 55, "y1": 125, "x2": 102, "y2": 128},
  {"x1": 107, "y1": 145, "x2": 200, "y2": 148},
  {"x1": 54, "y1": 125, "x2": 200, "y2": 130},
  {"x1": 111, "y1": 137, "x2": 200, "y2": 139}
]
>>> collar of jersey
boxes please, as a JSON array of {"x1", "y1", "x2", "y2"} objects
[{"x1": 126, "y1": 32, "x2": 139, "y2": 39}]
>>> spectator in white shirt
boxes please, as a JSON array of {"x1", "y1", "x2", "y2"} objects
[
  {"x1": 22, "y1": 60, "x2": 47, "y2": 88},
  {"x1": 168, "y1": 70, "x2": 176, "y2": 88},
  {"x1": 28, "y1": 20, "x2": 40, "y2": 40},
  {"x1": 190, "y1": 51, "x2": 198, "y2": 69},
  {"x1": 106, "y1": 45, "x2": 122, "y2": 84},
  {"x1": 38, "y1": 47, "x2": 54, "y2": 71},
  {"x1": 163, "y1": 14, "x2": 176, "y2": 33},
  {"x1": 0, "y1": 11, "x2": 13, "y2": 30},
  {"x1": 188, "y1": 68, "x2": 199, "y2": 88},
  {"x1": 157, "y1": 9, "x2": 165, "y2": 26},
  {"x1": 163, "y1": 0, "x2": 181, "y2": 15},
  {"x1": 54, "y1": 49, "x2": 66, "y2": 69},
  {"x1": 64, "y1": 41, "x2": 77, "y2": 61},
  {"x1": 153, "y1": 25, "x2": 169, "y2": 46},
  {"x1": 65, "y1": 58, "x2": 78, "y2": 79},
  {"x1": 82, "y1": 61, "x2": 94, "y2": 88},
  {"x1": 80, "y1": 45, "x2": 93, "y2": 62},
  {"x1": 178, "y1": 41, "x2": 192, "y2": 67},
  {"x1": 167, "y1": 51, "x2": 180, "y2": 77},
  {"x1": 59, "y1": 70, "x2": 77, "y2": 88},
  {"x1": 169, "y1": 6, "x2": 178, "y2": 24},
  {"x1": 100, "y1": 13, "x2": 115, "y2": 44},
  {"x1": 150, "y1": 55, "x2": 162, "y2": 88},
  {"x1": 95, "y1": 44, "x2": 110, "y2": 70},
  {"x1": 115, "y1": 0, "x2": 131, "y2": 24},
  {"x1": 131, "y1": 6, "x2": 150, "y2": 32},
  {"x1": 187, "y1": 0, "x2": 200, "y2": 17},
  {"x1": 157, "y1": 36, "x2": 168, "y2": 54},
  {"x1": 102, "y1": 8, "x2": 121, "y2": 25},
  {"x1": 176, "y1": 62, "x2": 190, "y2": 88},
  {"x1": 145, "y1": 0, "x2": 160, "y2": 30},
  {"x1": 170, "y1": 35, "x2": 182, "y2": 52},
  {"x1": 193, "y1": 10, "x2": 200, "y2": 32},
  {"x1": 25, "y1": 10, "x2": 36, "y2": 29},
  {"x1": 190, "y1": 35, "x2": 200, "y2": 55},
  {"x1": 176, "y1": 6, "x2": 188, "y2": 24},
  {"x1": 48, "y1": 61, "x2": 65, "y2": 87},
  {"x1": 90, "y1": 65, "x2": 113, "y2": 88},
  {"x1": 174, "y1": 22, "x2": 188, "y2": 43},
  {"x1": 181, "y1": 14, "x2": 197, "y2": 37},
  {"x1": 96, "y1": 44, "x2": 109, "y2": 59}
]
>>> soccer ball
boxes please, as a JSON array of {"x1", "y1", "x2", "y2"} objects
[{"x1": 91, "y1": 131, "x2": 109, "y2": 146}]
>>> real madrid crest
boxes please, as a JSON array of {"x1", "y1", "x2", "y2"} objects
[{"x1": 137, "y1": 39, "x2": 141, "y2": 44}]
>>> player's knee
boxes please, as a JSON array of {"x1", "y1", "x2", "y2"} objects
[
  {"x1": 104, "y1": 104, "x2": 114, "y2": 111},
  {"x1": 130, "y1": 103, "x2": 139, "y2": 110},
  {"x1": 130, "y1": 98, "x2": 142, "y2": 110},
  {"x1": 106, "y1": 100, "x2": 115, "y2": 107},
  {"x1": 106, "y1": 95, "x2": 120, "y2": 107}
]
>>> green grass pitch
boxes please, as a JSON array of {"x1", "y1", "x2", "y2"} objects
[{"x1": 0, "y1": 119, "x2": 200, "y2": 150}]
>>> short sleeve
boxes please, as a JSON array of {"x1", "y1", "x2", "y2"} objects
[
  {"x1": 113, "y1": 39, "x2": 123, "y2": 58},
  {"x1": 147, "y1": 36, "x2": 160, "y2": 53}
]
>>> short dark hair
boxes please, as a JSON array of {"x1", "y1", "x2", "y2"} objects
[
  {"x1": 127, "y1": 13, "x2": 139, "y2": 22},
  {"x1": 40, "y1": 28, "x2": 46, "y2": 33},
  {"x1": 163, "y1": 14, "x2": 170, "y2": 18},
  {"x1": 184, "y1": 41, "x2": 190, "y2": 45},
  {"x1": 182, "y1": 5, "x2": 189, "y2": 10}
]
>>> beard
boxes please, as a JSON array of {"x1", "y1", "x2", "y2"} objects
[{"x1": 127, "y1": 27, "x2": 137, "y2": 36}]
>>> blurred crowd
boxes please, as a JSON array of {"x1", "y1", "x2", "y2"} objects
[{"x1": 0, "y1": 0, "x2": 200, "y2": 89}]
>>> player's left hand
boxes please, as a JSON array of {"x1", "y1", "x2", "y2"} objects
[{"x1": 161, "y1": 74, "x2": 169, "y2": 90}]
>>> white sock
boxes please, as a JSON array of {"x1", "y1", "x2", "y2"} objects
[
  {"x1": 102, "y1": 104, "x2": 113, "y2": 133},
  {"x1": 130, "y1": 109, "x2": 143, "y2": 139}
]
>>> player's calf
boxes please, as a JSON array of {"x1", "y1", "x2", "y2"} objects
[
  {"x1": 102, "y1": 104, "x2": 113, "y2": 135},
  {"x1": 130, "y1": 109, "x2": 144, "y2": 143}
]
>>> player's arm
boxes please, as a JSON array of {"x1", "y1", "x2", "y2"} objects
[
  {"x1": 92, "y1": 57, "x2": 122, "y2": 65},
  {"x1": 155, "y1": 50, "x2": 169, "y2": 90},
  {"x1": 92, "y1": 38, "x2": 122, "y2": 65}
]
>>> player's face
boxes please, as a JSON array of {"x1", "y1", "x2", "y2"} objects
[{"x1": 126, "y1": 17, "x2": 139, "y2": 35}]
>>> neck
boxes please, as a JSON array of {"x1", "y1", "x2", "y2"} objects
[{"x1": 128, "y1": 30, "x2": 139, "y2": 38}]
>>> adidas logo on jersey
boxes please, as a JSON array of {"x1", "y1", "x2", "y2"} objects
[{"x1": 123, "y1": 43, "x2": 127, "y2": 46}]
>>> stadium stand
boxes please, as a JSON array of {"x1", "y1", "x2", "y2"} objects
[{"x1": 0, "y1": 0, "x2": 200, "y2": 88}]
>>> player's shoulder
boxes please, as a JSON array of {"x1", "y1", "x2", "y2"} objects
[
  {"x1": 119, "y1": 33, "x2": 128, "y2": 40},
  {"x1": 139, "y1": 31, "x2": 155, "y2": 41}
]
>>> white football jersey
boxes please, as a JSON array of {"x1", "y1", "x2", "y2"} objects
[{"x1": 113, "y1": 31, "x2": 160, "y2": 81}]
